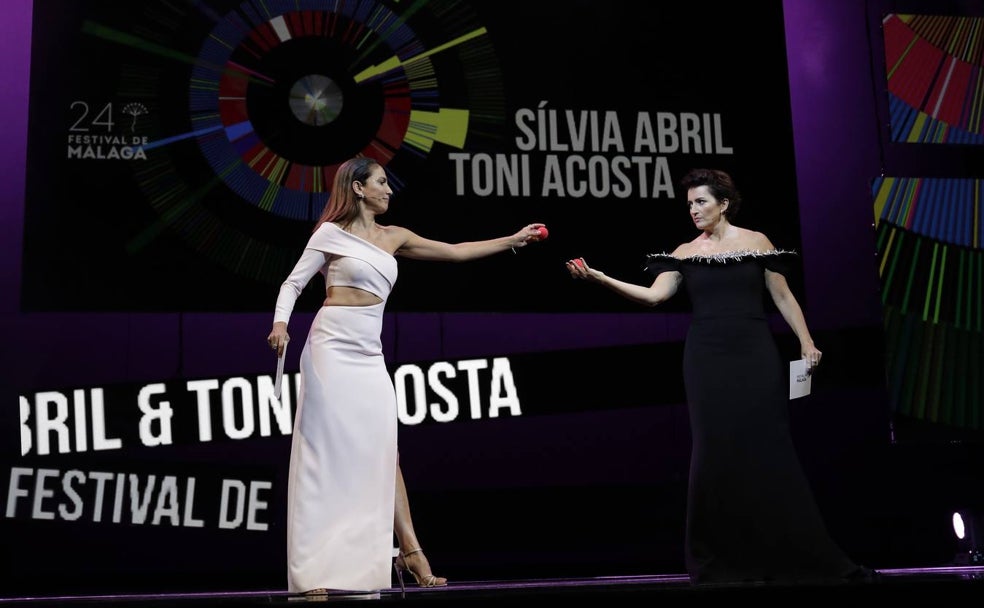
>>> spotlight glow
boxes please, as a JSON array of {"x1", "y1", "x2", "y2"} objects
[{"x1": 954, "y1": 512, "x2": 966, "y2": 540}]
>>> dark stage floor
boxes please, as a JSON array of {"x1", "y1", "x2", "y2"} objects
[{"x1": 3, "y1": 566, "x2": 983, "y2": 608}]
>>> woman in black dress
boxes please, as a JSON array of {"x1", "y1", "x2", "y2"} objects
[{"x1": 565, "y1": 168, "x2": 871, "y2": 584}]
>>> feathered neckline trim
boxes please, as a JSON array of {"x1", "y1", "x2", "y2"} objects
[{"x1": 645, "y1": 249, "x2": 798, "y2": 264}]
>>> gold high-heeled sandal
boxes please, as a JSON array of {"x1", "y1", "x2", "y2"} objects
[
  {"x1": 393, "y1": 547, "x2": 448, "y2": 592},
  {"x1": 303, "y1": 588, "x2": 328, "y2": 602}
]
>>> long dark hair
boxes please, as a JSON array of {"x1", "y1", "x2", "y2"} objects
[{"x1": 313, "y1": 156, "x2": 380, "y2": 232}]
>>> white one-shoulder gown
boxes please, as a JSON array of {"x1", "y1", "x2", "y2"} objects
[{"x1": 273, "y1": 223, "x2": 399, "y2": 593}]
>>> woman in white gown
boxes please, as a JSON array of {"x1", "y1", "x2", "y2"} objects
[{"x1": 267, "y1": 156, "x2": 545, "y2": 595}]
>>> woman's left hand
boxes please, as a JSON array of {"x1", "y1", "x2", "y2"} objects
[
  {"x1": 511, "y1": 223, "x2": 547, "y2": 249},
  {"x1": 802, "y1": 344, "x2": 822, "y2": 373}
]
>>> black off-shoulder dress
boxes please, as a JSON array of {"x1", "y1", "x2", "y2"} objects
[{"x1": 644, "y1": 250, "x2": 860, "y2": 584}]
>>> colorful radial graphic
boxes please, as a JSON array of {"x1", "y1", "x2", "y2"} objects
[
  {"x1": 86, "y1": 0, "x2": 506, "y2": 286},
  {"x1": 873, "y1": 176, "x2": 984, "y2": 430},
  {"x1": 883, "y1": 13, "x2": 984, "y2": 144},
  {"x1": 188, "y1": 1, "x2": 500, "y2": 222}
]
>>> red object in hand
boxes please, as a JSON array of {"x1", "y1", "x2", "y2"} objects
[
  {"x1": 535, "y1": 226, "x2": 549, "y2": 240},
  {"x1": 574, "y1": 258, "x2": 584, "y2": 268}
]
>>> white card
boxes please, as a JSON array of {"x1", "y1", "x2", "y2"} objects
[
  {"x1": 274, "y1": 343, "x2": 287, "y2": 399},
  {"x1": 789, "y1": 359, "x2": 812, "y2": 399}
]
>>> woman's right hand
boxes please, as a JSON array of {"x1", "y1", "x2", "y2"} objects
[
  {"x1": 267, "y1": 322, "x2": 289, "y2": 357},
  {"x1": 566, "y1": 257, "x2": 595, "y2": 281}
]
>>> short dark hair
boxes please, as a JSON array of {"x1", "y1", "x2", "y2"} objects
[{"x1": 680, "y1": 168, "x2": 742, "y2": 219}]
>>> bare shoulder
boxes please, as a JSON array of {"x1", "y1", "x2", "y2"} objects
[
  {"x1": 737, "y1": 227, "x2": 775, "y2": 251},
  {"x1": 375, "y1": 223, "x2": 402, "y2": 235},
  {"x1": 671, "y1": 241, "x2": 696, "y2": 258},
  {"x1": 374, "y1": 224, "x2": 412, "y2": 252}
]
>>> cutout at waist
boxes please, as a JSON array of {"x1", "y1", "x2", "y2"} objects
[{"x1": 324, "y1": 285, "x2": 383, "y2": 307}]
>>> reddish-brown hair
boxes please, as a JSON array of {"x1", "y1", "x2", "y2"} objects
[{"x1": 313, "y1": 156, "x2": 380, "y2": 231}]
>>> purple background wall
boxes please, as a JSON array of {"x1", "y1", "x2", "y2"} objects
[{"x1": 2, "y1": 0, "x2": 982, "y2": 596}]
